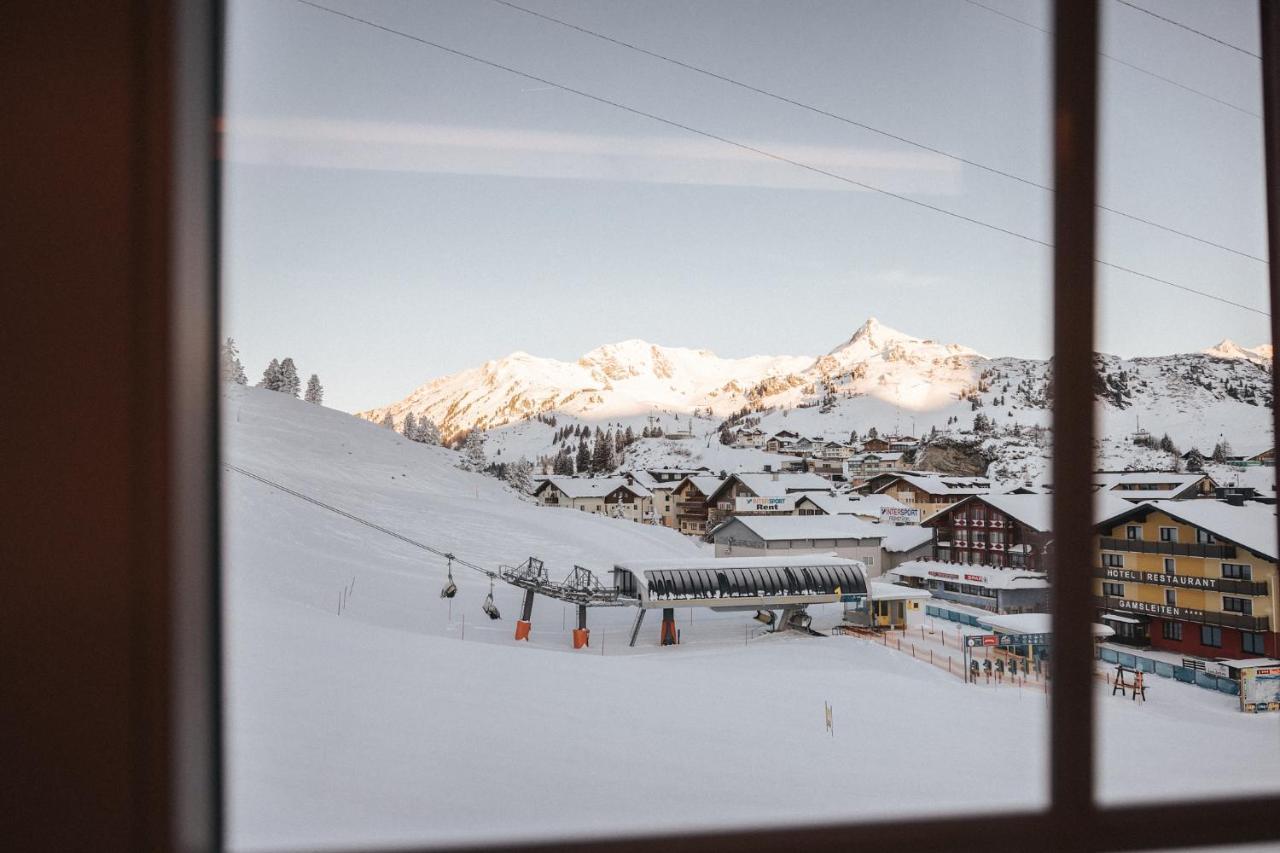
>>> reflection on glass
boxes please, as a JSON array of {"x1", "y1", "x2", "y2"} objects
[
  {"x1": 1094, "y1": 0, "x2": 1277, "y2": 807},
  {"x1": 221, "y1": 0, "x2": 1058, "y2": 848}
]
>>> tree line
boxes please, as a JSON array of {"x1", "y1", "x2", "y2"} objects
[{"x1": 221, "y1": 338, "x2": 323, "y2": 405}]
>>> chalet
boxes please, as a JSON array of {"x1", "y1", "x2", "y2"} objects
[
  {"x1": 816, "y1": 441, "x2": 855, "y2": 460},
  {"x1": 1094, "y1": 500, "x2": 1278, "y2": 659},
  {"x1": 888, "y1": 436, "x2": 919, "y2": 452},
  {"x1": 806, "y1": 456, "x2": 846, "y2": 481},
  {"x1": 670, "y1": 474, "x2": 726, "y2": 536},
  {"x1": 782, "y1": 436, "x2": 820, "y2": 457},
  {"x1": 732, "y1": 428, "x2": 767, "y2": 449},
  {"x1": 626, "y1": 470, "x2": 693, "y2": 528},
  {"x1": 845, "y1": 451, "x2": 907, "y2": 481},
  {"x1": 926, "y1": 492, "x2": 1133, "y2": 571},
  {"x1": 871, "y1": 473, "x2": 992, "y2": 520},
  {"x1": 708, "y1": 515, "x2": 887, "y2": 576},
  {"x1": 1093, "y1": 471, "x2": 1217, "y2": 501},
  {"x1": 861, "y1": 437, "x2": 891, "y2": 453},
  {"x1": 704, "y1": 471, "x2": 832, "y2": 529},
  {"x1": 764, "y1": 431, "x2": 800, "y2": 452},
  {"x1": 532, "y1": 476, "x2": 654, "y2": 524}
]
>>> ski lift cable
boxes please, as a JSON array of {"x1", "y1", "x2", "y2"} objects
[{"x1": 224, "y1": 463, "x2": 500, "y2": 579}]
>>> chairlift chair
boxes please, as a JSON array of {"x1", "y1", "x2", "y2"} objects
[
  {"x1": 440, "y1": 557, "x2": 458, "y2": 599},
  {"x1": 482, "y1": 577, "x2": 501, "y2": 620}
]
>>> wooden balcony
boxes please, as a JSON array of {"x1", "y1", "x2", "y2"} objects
[{"x1": 1098, "y1": 537, "x2": 1237, "y2": 559}]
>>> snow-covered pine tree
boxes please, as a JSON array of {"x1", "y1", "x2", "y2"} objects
[
  {"x1": 719, "y1": 427, "x2": 734, "y2": 445},
  {"x1": 576, "y1": 438, "x2": 591, "y2": 473},
  {"x1": 278, "y1": 358, "x2": 301, "y2": 397},
  {"x1": 221, "y1": 338, "x2": 247, "y2": 384},
  {"x1": 1212, "y1": 442, "x2": 1227, "y2": 463},
  {"x1": 458, "y1": 430, "x2": 487, "y2": 471},
  {"x1": 416, "y1": 416, "x2": 441, "y2": 445},
  {"x1": 624, "y1": 425, "x2": 635, "y2": 445},
  {"x1": 304, "y1": 373, "x2": 323, "y2": 404},
  {"x1": 258, "y1": 358, "x2": 282, "y2": 391},
  {"x1": 402, "y1": 411, "x2": 418, "y2": 440},
  {"x1": 506, "y1": 457, "x2": 533, "y2": 493},
  {"x1": 380, "y1": 412, "x2": 395, "y2": 430},
  {"x1": 1185, "y1": 447, "x2": 1205, "y2": 472}
]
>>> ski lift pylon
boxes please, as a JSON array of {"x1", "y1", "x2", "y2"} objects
[{"x1": 440, "y1": 555, "x2": 458, "y2": 599}]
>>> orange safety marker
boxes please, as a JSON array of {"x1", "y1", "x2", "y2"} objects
[
  {"x1": 515, "y1": 619, "x2": 532, "y2": 641},
  {"x1": 572, "y1": 628, "x2": 590, "y2": 649}
]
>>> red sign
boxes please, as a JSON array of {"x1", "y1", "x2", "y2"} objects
[{"x1": 964, "y1": 574, "x2": 984, "y2": 582}]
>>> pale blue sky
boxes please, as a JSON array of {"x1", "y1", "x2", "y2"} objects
[{"x1": 223, "y1": 0, "x2": 1267, "y2": 413}]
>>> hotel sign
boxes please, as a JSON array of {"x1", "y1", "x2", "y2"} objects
[
  {"x1": 1109, "y1": 598, "x2": 1209, "y2": 621},
  {"x1": 1102, "y1": 567, "x2": 1220, "y2": 591}
]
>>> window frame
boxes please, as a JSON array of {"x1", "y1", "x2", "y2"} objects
[{"x1": 13, "y1": 1, "x2": 1280, "y2": 851}]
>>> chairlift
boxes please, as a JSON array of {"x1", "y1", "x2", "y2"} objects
[
  {"x1": 440, "y1": 557, "x2": 458, "y2": 599},
  {"x1": 753, "y1": 609, "x2": 775, "y2": 626},
  {"x1": 482, "y1": 577, "x2": 501, "y2": 620}
]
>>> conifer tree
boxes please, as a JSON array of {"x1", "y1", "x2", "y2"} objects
[
  {"x1": 258, "y1": 358, "x2": 282, "y2": 391},
  {"x1": 402, "y1": 411, "x2": 418, "y2": 440},
  {"x1": 278, "y1": 358, "x2": 301, "y2": 397},
  {"x1": 221, "y1": 338, "x2": 247, "y2": 384},
  {"x1": 506, "y1": 457, "x2": 534, "y2": 493},
  {"x1": 458, "y1": 431, "x2": 487, "y2": 472},
  {"x1": 416, "y1": 416, "x2": 441, "y2": 445},
  {"x1": 624, "y1": 425, "x2": 635, "y2": 445},
  {"x1": 1185, "y1": 447, "x2": 1205, "y2": 472},
  {"x1": 576, "y1": 438, "x2": 591, "y2": 473},
  {"x1": 304, "y1": 373, "x2": 323, "y2": 404},
  {"x1": 380, "y1": 412, "x2": 395, "y2": 430}
]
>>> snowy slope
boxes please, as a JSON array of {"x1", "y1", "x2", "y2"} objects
[{"x1": 225, "y1": 385, "x2": 1280, "y2": 850}]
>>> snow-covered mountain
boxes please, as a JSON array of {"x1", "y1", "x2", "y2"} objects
[
  {"x1": 1202, "y1": 338, "x2": 1274, "y2": 366},
  {"x1": 359, "y1": 318, "x2": 1273, "y2": 477}
]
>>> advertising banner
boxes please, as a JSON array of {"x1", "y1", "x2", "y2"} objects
[
  {"x1": 1240, "y1": 666, "x2": 1280, "y2": 713},
  {"x1": 880, "y1": 506, "x2": 921, "y2": 524},
  {"x1": 735, "y1": 496, "x2": 790, "y2": 513}
]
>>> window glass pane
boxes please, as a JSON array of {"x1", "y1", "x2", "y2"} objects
[
  {"x1": 221, "y1": 0, "x2": 1054, "y2": 846},
  {"x1": 1094, "y1": 0, "x2": 1278, "y2": 807}
]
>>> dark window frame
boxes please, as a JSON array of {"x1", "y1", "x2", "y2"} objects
[
  {"x1": 1201, "y1": 625, "x2": 1224, "y2": 649},
  {"x1": 11, "y1": 1, "x2": 1280, "y2": 851}
]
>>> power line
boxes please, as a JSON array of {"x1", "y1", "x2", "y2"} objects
[
  {"x1": 961, "y1": 0, "x2": 1260, "y2": 118},
  {"x1": 489, "y1": 0, "x2": 1266, "y2": 263},
  {"x1": 291, "y1": 0, "x2": 1269, "y2": 317},
  {"x1": 225, "y1": 462, "x2": 501, "y2": 578},
  {"x1": 1113, "y1": 0, "x2": 1261, "y2": 59}
]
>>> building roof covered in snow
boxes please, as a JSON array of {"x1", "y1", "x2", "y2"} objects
[
  {"x1": 889, "y1": 560, "x2": 1050, "y2": 590},
  {"x1": 708, "y1": 471, "x2": 833, "y2": 502},
  {"x1": 876, "y1": 524, "x2": 933, "y2": 553},
  {"x1": 710, "y1": 514, "x2": 886, "y2": 542},
  {"x1": 874, "y1": 473, "x2": 992, "y2": 497},
  {"x1": 1098, "y1": 499, "x2": 1279, "y2": 561},
  {"x1": 534, "y1": 475, "x2": 652, "y2": 500},
  {"x1": 673, "y1": 474, "x2": 727, "y2": 497},
  {"x1": 977, "y1": 612, "x2": 1114, "y2": 639}
]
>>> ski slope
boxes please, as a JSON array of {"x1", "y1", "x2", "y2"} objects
[{"x1": 224, "y1": 386, "x2": 1280, "y2": 851}]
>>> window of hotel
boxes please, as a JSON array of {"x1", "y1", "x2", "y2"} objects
[
  {"x1": 1103, "y1": 582, "x2": 1125, "y2": 598},
  {"x1": 1201, "y1": 626, "x2": 1223, "y2": 649},
  {"x1": 1126, "y1": 525, "x2": 1141, "y2": 540},
  {"x1": 1164, "y1": 589, "x2": 1176, "y2": 607},
  {"x1": 1243, "y1": 632, "x2": 1266, "y2": 655},
  {"x1": 1162, "y1": 622, "x2": 1183, "y2": 642},
  {"x1": 1103, "y1": 553, "x2": 1124, "y2": 568},
  {"x1": 1196, "y1": 529, "x2": 1217, "y2": 544},
  {"x1": 1159, "y1": 527, "x2": 1178, "y2": 543},
  {"x1": 1163, "y1": 558, "x2": 1175, "y2": 575},
  {"x1": 1222, "y1": 563, "x2": 1253, "y2": 580},
  {"x1": 1223, "y1": 596, "x2": 1253, "y2": 616}
]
